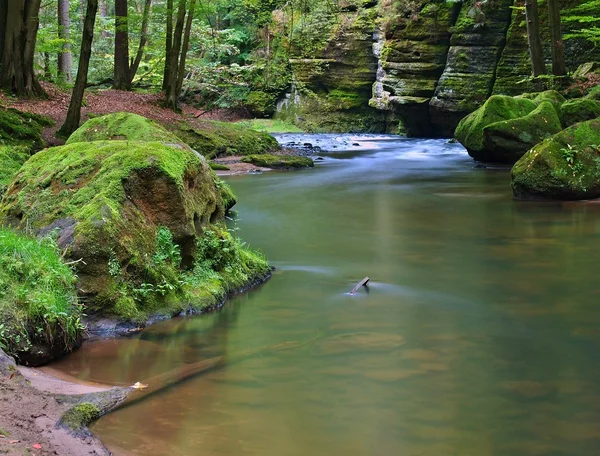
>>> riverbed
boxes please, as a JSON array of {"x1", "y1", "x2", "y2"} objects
[{"x1": 52, "y1": 134, "x2": 600, "y2": 455}]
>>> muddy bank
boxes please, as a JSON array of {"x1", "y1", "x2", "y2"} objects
[{"x1": 0, "y1": 349, "x2": 133, "y2": 456}]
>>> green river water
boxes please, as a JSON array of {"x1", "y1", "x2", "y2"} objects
[{"x1": 52, "y1": 135, "x2": 600, "y2": 455}]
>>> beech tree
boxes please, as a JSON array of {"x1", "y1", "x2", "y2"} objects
[
  {"x1": 57, "y1": 0, "x2": 73, "y2": 83},
  {"x1": 0, "y1": 0, "x2": 46, "y2": 97},
  {"x1": 164, "y1": 0, "x2": 197, "y2": 110},
  {"x1": 113, "y1": 0, "x2": 131, "y2": 89},
  {"x1": 524, "y1": 0, "x2": 545, "y2": 77},
  {"x1": 58, "y1": 0, "x2": 99, "y2": 137},
  {"x1": 547, "y1": 0, "x2": 566, "y2": 76}
]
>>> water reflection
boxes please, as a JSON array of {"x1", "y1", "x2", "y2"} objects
[{"x1": 53, "y1": 135, "x2": 600, "y2": 455}]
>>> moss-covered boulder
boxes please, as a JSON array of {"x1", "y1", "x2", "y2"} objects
[
  {"x1": 0, "y1": 140, "x2": 226, "y2": 317},
  {"x1": 455, "y1": 95, "x2": 554, "y2": 163},
  {"x1": 0, "y1": 107, "x2": 52, "y2": 150},
  {"x1": 241, "y1": 154, "x2": 314, "y2": 169},
  {"x1": 560, "y1": 98, "x2": 600, "y2": 128},
  {"x1": 66, "y1": 112, "x2": 181, "y2": 144},
  {"x1": 175, "y1": 121, "x2": 280, "y2": 159},
  {"x1": 481, "y1": 101, "x2": 563, "y2": 163},
  {"x1": 532, "y1": 90, "x2": 565, "y2": 118},
  {"x1": 511, "y1": 119, "x2": 600, "y2": 200},
  {"x1": 0, "y1": 228, "x2": 84, "y2": 365}
]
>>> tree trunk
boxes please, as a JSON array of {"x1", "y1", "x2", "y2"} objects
[
  {"x1": 547, "y1": 0, "x2": 566, "y2": 76},
  {"x1": 162, "y1": 0, "x2": 174, "y2": 91},
  {"x1": 57, "y1": 0, "x2": 73, "y2": 83},
  {"x1": 130, "y1": 0, "x2": 152, "y2": 83},
  {"x1": 99, "y1": 0, "x2": 110, "y2": 38},
  {"x1": 0, "y1": 0, "x2": 7, "y2": 63},
  {"x1": 165, "y1": 0, "x2": 187, "y2": 109},
  {"x1": 174, "y1": 0, "x2": 196, "y2": 97},
  {"x1": 524, "y1": 0, "x2": 545, "y2": 77},
  {"x1": 113, "y1": 0, "x2": 131, "y2": 90},
  {"x1": 58, "y1": 0, "x2": 98, "y2": 138},
  {"x1": 0, "y1": 0, "x2": 45, "y2": 97}
]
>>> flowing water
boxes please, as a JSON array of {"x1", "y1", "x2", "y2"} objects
[{"x1": 52, "y1": 135, "x2": 600, "y2": 455}]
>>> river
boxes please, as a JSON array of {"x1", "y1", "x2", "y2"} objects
[{"x1": 51, "y1": 134, "x2": 600, "y2": 455}]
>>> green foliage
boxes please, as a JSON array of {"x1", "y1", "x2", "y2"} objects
[
  {"x1": 153, "y1": 227, "x2": 182, "y2": 266},
  {"x1": 0, "y1": 228, "x2": 84, "y2": 359},
  {"x1": 236, "y1": 118, "x2": 304, "y2": 133},
  {"x1": 563, "y1": 0, "x2": 600, "y2": 46}
]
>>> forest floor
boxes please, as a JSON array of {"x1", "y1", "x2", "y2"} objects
[{"x1": 0, "y1": 82, "x2": 243, "y2": 147}]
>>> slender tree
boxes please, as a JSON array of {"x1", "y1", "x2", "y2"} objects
[
  {"x1": 57, "y1": 0, "x2": 73, "y2": 83},
  {"x1": 129, "y1": 0, "x2": 153, "y2": 84},
  {"x1": 165, "y1": 0, "x2": 197, "y2": 110},
  {"x1": 547, "y1": 0, "x2": 566, "y2": 76},
  {"x1": 0, "y1": 0, "x2": 46, "y2": 97},
  {"x1": 58, "y1": 0, "x2": 99, "y2": 137},
  {"x1": 162, "y1": 0, "x2": 174, "y2": 90},
  {"x1": 0, "y1": 0, "x2": 7, "y2": 62},
  {"x1": 524, "y1": 0, "x2": 545, "y2": 77},
  {"x1": 114, "y1": 0, "x2": 131, "y2": 90}
]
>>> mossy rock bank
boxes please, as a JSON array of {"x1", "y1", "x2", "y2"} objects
[
  {"x1": 511, "y1": 119, "x2": 600, "y2": 200},
  {"x1": 560, "y1": 98, "x2": 600, "y2": 128},
  {"x1": 0, "y1": 228, "x2": 84, "y2": 365},
  {"x1": 66, "y1": 112, "x2": 181, "y2": 144},
  {"x1": 455, "y1": 95, "x2": 562, "y2": 163},
  {"x1": 241, "y1": 154, "x2": 314, "y2": 169},
  {"x1": 175, "y1": 121, "x2": 280, "y2": 159},
  {"x1": 0, "y1": 107, "x2": 52, "y2": 150},
  {"x1": 0, "y1": 145, "x2": 30, "y2": 198},
  {"x1": 0, "y1": 139, "x2": 268, "y2": 322}
]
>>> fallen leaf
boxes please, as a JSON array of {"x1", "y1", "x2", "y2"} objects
[
  {"x1": 8, "y1": 439, "x2": 20, "y2": 444},
  {"x1": 32, "y1": 443, "x2": 42, "y2": 449},
  {"x1": 131, "y1": 381, "x2": 148, "y2": 390},
  {"x1": 8, "y1": 372, "x2": 14, "y2": 380},
  {"x1": 0, "y1": 435, "x2": 5, "y2": 439}
]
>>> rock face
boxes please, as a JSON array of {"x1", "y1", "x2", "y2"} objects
[
  {"x1": 276, "y1": 0, "x2": 600, "y2": 135},
  {"x1": 275, "y1": 3, "x2": 386, "y2": 132},
  {"x1": 0, "y1": 139, "x2": 225, "y2": 313},
  {"x1": 430, "y1": 0, "x2": 514, "y2": 136},
  {"x1": 511, "y1": 118, "x2": 600, "y2": 200},
  {"x1": 455, "y1": 95, "x2": 562, "y2": 163}
]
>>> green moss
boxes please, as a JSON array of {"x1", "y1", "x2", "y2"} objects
[
  {"x1": 66, "y1": 112, "x2": 181, "y2": 144},
  {"x1": 455, "y1": 95, "x2": 537, "y2": 153},
  {"x1": 560, "y1": 98, "x2": 600, "y2": 127},
  {"x1": 512, "y1": 118, "x2": 600, "y2": 200},
  {"x1": 532, "y1": 90, "x2": 566, "y2": 118},
  {"x1": 0, "y1": 145, "x2": 30, "y2": 197},
  {"x1": 174, "y1": 121, "x2": 280, "y2": 159},
  {"x1": 60, "y1": 402, "x2": 100, "y2": 432},
  {"x1": 214, "y1": 177, "x2": 236, "y2": 212},
  {"x1": 587, "y1": 86, "x2": 600, "y2": 100},
  {"x1": 0, "y1": 228, "x2": 83, "y2": 362},
  {"x1": 0, "y1": 427, "x2": 9, "y2": 437},
  {"x1": 241, "y1": 154, "x2": 314, "y2": 169},
  {"x1": 209, "y1": 161, "x2": 230, "y2": 171},
  {"x1": 481, "y1": 101, "x2": 563, "y2": 162},
  {"x1": 0, "y1": 107, "x2": 52, "y2": 150},
  {"x1": 236, "y1": 119, "x2": 304, "y2": 133}
]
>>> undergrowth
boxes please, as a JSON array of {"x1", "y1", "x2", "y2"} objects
[{"x1": 0, "y1": 228, "x2": 84, "y2": 359}]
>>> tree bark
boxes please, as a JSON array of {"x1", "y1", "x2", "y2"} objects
[
  {"x1": 0, "y1": 0, "x2": 7, "y2": 63},
  {"x1": 174, "y1": 0, "x2": 196, "y2": 96},
  {"x1": 130, "y1": 0, "x2": 152, "y2": 83},
  {"x1": 113, "y1": 0, "x2": 131, "y2": 90},
  {"x1": 99, "y1": 0, "x2": 110, "y2": 39},
  {"x1": 0, "y1": 0, "x2": 45, "y2": 97},
  {"x1": 547, "y1": 0, "x2": 566, "y2": 76},
  {"x1": 58, "y1": 0, "x2": 98, "y2": 138},
  {"x1": 165, "y1": 0, "x2": 187, "y2": 109},
  {"x1": 162, "y1": 0, "x2": 174, "y2": 91},
  {"x1": 57, "y1": 0, "x2": 73, "y2": 83},
  {"x1": 524, "y1": 0, "x2": 545, "y2": 77}
]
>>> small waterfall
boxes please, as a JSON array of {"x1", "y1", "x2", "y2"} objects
[
  {"x1": 275, "y1": 81, "x2": 302, "y2": 121},
  {"x1": 370, "y1": 29, "x2": 391, "y2": 111}
]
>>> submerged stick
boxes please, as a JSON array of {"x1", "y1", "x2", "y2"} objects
[{"x1": 349, "y1": 277, "x2": 370, "y2": 295}]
